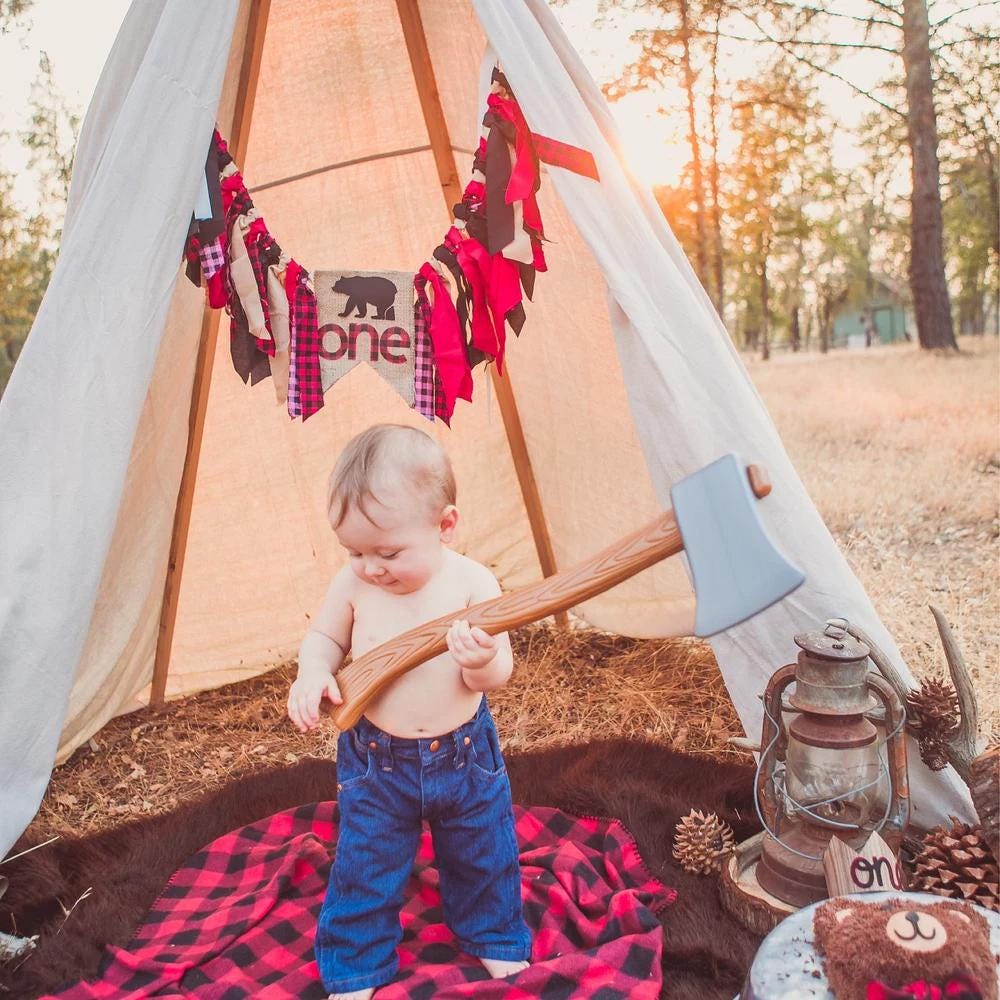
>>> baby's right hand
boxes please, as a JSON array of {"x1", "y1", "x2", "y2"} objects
[{"x1": 287, "y1": 672, "x2": 343, "y2": 733}]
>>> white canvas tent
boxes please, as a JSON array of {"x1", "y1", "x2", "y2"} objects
[{"x1": 0, "y1": 0, "x2": 973, "y2": 859}]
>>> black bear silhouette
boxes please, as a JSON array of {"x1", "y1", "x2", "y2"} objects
[{"x1": 333, "y1": 275, "x2": 398, "y2": 321}]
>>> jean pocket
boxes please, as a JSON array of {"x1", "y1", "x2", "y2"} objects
[
  {"x1": 469, "y1": 726, "x2": 506, "y2": 781},
  {"x1": 336, "y1": 732, "x2": 374, "y2": 791}
]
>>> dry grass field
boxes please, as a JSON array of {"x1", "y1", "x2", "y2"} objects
[
  {"x1": 22, "y1": 336, "x2": 1000, "y2": 840},
  {"x1": 748, "y1": 335, "x2": 999, "y2": 720}
]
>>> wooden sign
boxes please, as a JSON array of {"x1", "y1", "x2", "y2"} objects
[{"x1": 823, "y1": 832, "x2": 906, "y2": 897}]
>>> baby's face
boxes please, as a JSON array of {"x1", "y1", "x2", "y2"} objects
[{"x1": 334, "y1": 486, "x2": 455, "y2": 595}]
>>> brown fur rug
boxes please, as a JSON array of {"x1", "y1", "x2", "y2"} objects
[{"x1": 0, "y1": 740, "x2": 761, "y2": 999}]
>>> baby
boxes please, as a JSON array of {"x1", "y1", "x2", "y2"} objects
[{"x1": 287, "y1": 424, "x2": 531, "y2": 1000}]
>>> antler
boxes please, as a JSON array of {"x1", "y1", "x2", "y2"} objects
[
  {"x1": 844, "y1": 611, "x2": 983, "y2": 786},
  {"x1": 840, "y1": 619, "x2": 911, "y2": 707},
  {"x1": 929, "y1": 604, "x2": 982, "y2": 786}
]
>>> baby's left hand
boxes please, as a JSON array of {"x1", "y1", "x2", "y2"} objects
[{"x1": 447, "y1": 619, "x2": 498, "y2": 670}]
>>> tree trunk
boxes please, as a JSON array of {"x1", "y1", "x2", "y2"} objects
[
  {"x1": 983, "y1": 142, "x2": 1000, "y2": 337},
  {"x1": 819, "y1": 293, "x2": 831, "y2": 353},
  {"x1": 679, "y1": 0, "x2": 710, "y2": 293},
  {"x1": 901, "y1": 0, "x2": 957, "y2": 350},
  {"x1": 708, "y1": 4, "x2": 725, "y2": 315},
  {"x1": 760, "y1": 250, "x2": 771, "y2": 361},
  {"x1": 790, "y1": 194, "x2": 805, "y2": 353},
  {"x1": 862, "y1": 202, "x2": 875, "y2": 348}
]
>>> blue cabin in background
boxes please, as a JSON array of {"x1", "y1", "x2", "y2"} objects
[{"x1": 832, "y1": 274, "x2": 912, "y2": 349}]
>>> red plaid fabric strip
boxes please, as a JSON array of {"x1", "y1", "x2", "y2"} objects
[
  {"x1": 433, "y1": 363, "x2": 448, "y2": 423},
  {"x1": 292, "y1": 270, "x2": 324, "y2": 421},
  {"x1": 245, "y1": 223, "x2": 276, "y2": 358},
  {"x1": 44, "y1": 804, "x2": 673, "y2": 999},
  {"x1": 412, "y1": 280, "x2": 436, "y2": 422},
  {"x1": 531, "y1": 133, "x2": 600, "y2": 181},
  {"x1": 414, "y1": 270, "x2": 457, "y2": 425}
]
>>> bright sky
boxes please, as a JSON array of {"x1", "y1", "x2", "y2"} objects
[
  {"x1": 0, "y1": 0, "x2": 130, "y2": 203},
  {"x1": 0, "y1": 0, "x2": 921, "y2": 205}
]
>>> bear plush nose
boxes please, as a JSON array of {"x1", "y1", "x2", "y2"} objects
[{"x1": 885, "y1": 910, "x2": 946, "y2": 951}]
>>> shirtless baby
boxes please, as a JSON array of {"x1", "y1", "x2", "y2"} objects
[{"x1": 287, "y1": 424, "x2": 531, "y2": 1000}]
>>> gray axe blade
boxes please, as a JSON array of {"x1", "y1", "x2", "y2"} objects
[{"x1": 671, "y1": 454, "x2": 805, "y2": 637}]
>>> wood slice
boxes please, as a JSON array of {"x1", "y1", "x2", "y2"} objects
[
  {"x1": 718, "y1": 833, "x2": 797, "y2": 936},
  {"x1": 971, "y1": 746, "x2": 999, "y2": 860}
]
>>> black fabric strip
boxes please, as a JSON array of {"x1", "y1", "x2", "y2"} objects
[
  {"x1": 507, "y1": 302, "x2": 526, "y2": 336},
  {"x1": 485, "y1": 124, "x2": 516, "y2": 255},
  {"x1": 519, "y1": 262, "x2": 536, "y2": 302}
]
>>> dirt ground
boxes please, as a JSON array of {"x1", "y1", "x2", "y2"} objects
[{"x1": 20, "y1": 335, "x2": 1000, "y2": 842}]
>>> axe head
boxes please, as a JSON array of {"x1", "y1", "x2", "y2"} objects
[{"x1": 670, "y1": 454, "x2": 805, "y2": 637}]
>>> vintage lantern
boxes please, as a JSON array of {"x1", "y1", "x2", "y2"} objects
[{"x1": 754, "y1": 620, "x2": 909, "y2": 907}]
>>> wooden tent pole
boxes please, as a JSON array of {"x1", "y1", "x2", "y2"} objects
[
  {"x1": 151, "y1": 0, "x2": 272, "y2": 708},
  {"x1": 394, "y1": 0, "x2": 566, "y2": 625}
]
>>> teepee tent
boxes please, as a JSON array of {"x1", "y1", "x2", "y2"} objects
[{"x1": 0, "y1": 0, "x2": 973, "y2": 859}]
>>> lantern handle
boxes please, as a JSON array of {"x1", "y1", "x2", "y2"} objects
[
  {"x1": 866, "y1": 673, "x2": 910, "y2": 847},
  {"x1": 756, "y1": 664, "x2": 798, "y2": 832}
]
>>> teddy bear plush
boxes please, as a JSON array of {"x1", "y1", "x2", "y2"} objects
[{"x1": 813, "y1": 897, "x2": 996, "y2": 1000}]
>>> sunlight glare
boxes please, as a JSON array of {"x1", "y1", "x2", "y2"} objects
[{"x1": 610, "y1": 88, "x2": 689, "y2": 190}]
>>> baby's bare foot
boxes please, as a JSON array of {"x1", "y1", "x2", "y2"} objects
[
  {"x1": 480, "y1": 957, "x2": 530, "y2": 979},
  {"x1": 327, "y1": 990, "x2": 374, "y2": 1000}
]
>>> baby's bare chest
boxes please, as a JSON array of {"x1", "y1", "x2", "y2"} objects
[{"x1": 350, "y1": 585, "x2": 470, "y2": 659}]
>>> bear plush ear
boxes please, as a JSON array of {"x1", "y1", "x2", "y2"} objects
[
  {"x1": 935, "y1": 902, "x2": 976, "y2": 924},
  {"x1": 813, "y1": 901, "x2": 857, "y2": 955}
]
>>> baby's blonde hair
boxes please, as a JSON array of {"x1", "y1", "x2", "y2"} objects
[{"x1": 327, "y1": 424, "x2": 457, "y2": 527}]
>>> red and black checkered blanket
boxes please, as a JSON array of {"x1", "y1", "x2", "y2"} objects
[{"x1": 45, "y1": 803, "x2": 675, "y2": 999}]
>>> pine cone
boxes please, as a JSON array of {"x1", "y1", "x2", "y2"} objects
[
  {"x1": 906, "y1": 678, "x2": 960, "y2": 770},
  {"x1": 917, "y1": 732, "x2": 953, "y2": 771},
  {"x1": 910, "y1": 820, "x2": 999, "y2": 913},
  {"x1": 672, "y1": 809, "x2": 735, "y2": 875}
]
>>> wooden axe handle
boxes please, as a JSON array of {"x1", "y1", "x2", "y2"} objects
[{"x1": 330, "y1": 465, "x2": 771, "y2": 730}]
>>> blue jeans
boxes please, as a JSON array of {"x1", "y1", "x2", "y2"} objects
[{"x1": 315, "y1": 698, "x2": 531, "y2": 993}]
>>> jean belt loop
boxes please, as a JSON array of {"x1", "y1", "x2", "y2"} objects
[
  {"x1": 378, "y1": 733, "x2": 393, "y2": 773},
  {"x1": 456, "y1": 717, "x2": 475, "y2": 769}
]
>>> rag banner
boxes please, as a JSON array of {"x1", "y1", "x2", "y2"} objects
[{"x1": 314, "y1": 270, "x2": 416, "y2": 406}]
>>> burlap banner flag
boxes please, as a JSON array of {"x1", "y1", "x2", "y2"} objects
[{"x1": 314, "y1": 270, "x2": 416, "y2": 405}]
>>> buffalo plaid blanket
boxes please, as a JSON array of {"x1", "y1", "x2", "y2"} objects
[{"x1": 45, "y1": 804, "x2": 675, "y2": 999}]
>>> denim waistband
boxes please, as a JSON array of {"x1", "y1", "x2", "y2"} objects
[{"x1": 351, "y1": 696, "x2": 492, "y2": 763}]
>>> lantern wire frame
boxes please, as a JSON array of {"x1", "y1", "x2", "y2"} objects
[{"x1": 753, "y1": 692, "x2": 907, "y2": 862}]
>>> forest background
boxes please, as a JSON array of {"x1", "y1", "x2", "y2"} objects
[{"x1": 0, "y1": 0, "x2": 997, "y2": 396}]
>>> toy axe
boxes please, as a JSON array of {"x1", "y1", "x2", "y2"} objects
[{"x1": 331, "y1": 454, "x2": 805, "y2": 729}]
